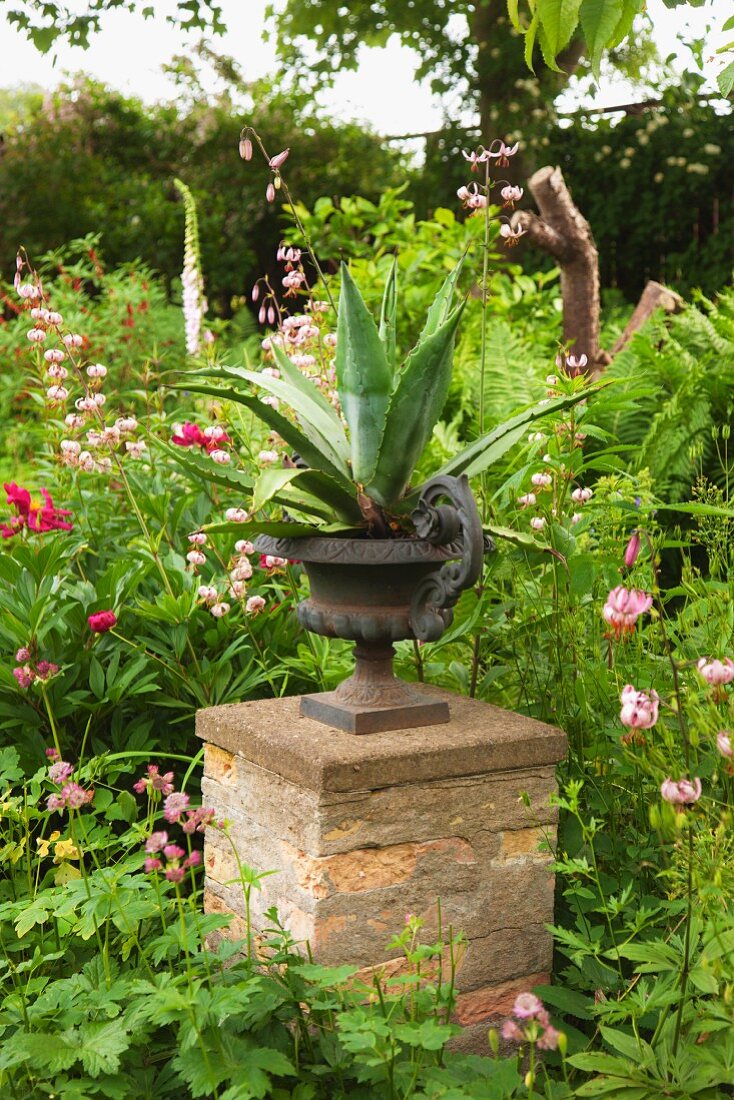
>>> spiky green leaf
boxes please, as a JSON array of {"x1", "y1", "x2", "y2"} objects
[
  {"x1": 252, "y1": 467, "x2": 361, "y2": 521},
  {"x1": 335, "y1": 263, "x2": 393, "y2": 483},
  {"x1": 378, "y1": 256, "x2": 398, "y2": 369},
  {"x1": 203, "y1": 519, "x2": 362, "y2": 538},
  {"x1": 266, "y1": 345, "x2": 350, "y2": 459},
  {"x1": 171, "y1": 381, "x2": 353, "y2": 491},
  {"x1": 419, "y1": 255, "x2": 466, "y2": 342},
  {"x1": 366, "y1": 304, "x2": 464, "y2": 508},
  {"x1": 159, "y1": 441, "x2": 254, "y2": 492}
]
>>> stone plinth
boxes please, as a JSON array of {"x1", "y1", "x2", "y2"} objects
[{"x1": 197, "y1": 688, "x2": 565, "y2": 1053}]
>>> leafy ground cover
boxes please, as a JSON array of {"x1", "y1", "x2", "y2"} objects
[{"x1": 1, "y1": 135, "x2": 734, "y2": 1098}]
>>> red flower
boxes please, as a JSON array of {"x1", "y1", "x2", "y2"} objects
[
  {"x1": 88, "y1": 610, "x2": 117, "y2": 633},
  {"x1": 3, "y1": 483, "x2": 72, "y2": 538},
  {"x1": 171, "y1": 421, "x2": 207, "y2": 448}
]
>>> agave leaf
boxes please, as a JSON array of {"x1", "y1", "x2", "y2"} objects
[
  {"x1": 171, "y1": 381, "x2": 353, "y2": 492},
  {"x1": 159, "y1": 441, "x2": 254, "y2": 492},
  {"x1": 187, "y1": 366, "x2": 350, "y2": 477},
  {"x1": 366, "y1": 304, "x2": 464, "y2": 508},
  {"x1": 261, "y1": 345, "x2": 350, "y2": 460},
  {"x1": 203, "y1": 519, "x2": 361, "y2": 538},
  {"x1": 252, "y1": 467, "x2": 361, "y2": 521},
  {"x1": 378, "y1": 256, "x2": 398, "y2": 369},
  {"x1": 484, "y1": 523, "x2": 545, "y2": 550},
  {"x1": 435, "y1": 388, "x2": 603, "y2": 481},
  {"x1": 419, "y1": 254, "x2": 467, "y2": 342},
  {"x1": 335, "y1": 262, "x2": 393, "y2": 484}
]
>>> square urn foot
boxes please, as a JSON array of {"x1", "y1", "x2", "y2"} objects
[{"x1": 299, "y1": 690, "x2": 450, "y2": 734}]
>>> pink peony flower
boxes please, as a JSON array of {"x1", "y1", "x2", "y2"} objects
[
  {"x1": 88, "y1": 610, "x2": 117, "y2": 633},
  {"x1": 660, "y1": 776, "x2": 702, "y2": 806},
  {"x1": 603, "y1": 586, "x2": 653, "y2": 637},
  {"x1": 620, "y1": 684, "x2": 659, "y2": 729}
]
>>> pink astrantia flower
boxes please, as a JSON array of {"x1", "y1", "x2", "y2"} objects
[
  {"x1": 133, "y1": 765, "x2": 175, "y2": 796},
  {"x1": 513, "y1": 993, "x2": 545, "y2": 1020},
  {"x1": 603, "y1": 586, "x2": 653, "y2": 638},
  {"x1": 717, "y1": 731, "x2": 733, "y2": 758},
  {"x1": 145, "y1": 831, "x2": 169, "y2": 854},
  {"x1": 660, "y1": 776, "x2": 702, "y2": 806},
  {"x1": 165, "y1": 866, "x2": 185, "y2": 883},
  {"x1": 182, "y1": 806, "x2": 216, "y2": 834},
  {"x1": 163, "y1": 844, "x2": 186, "y2": 861},
  {"x1": 620, "y1": 685, "x2": 659, "y2": 729},
  {"x1": 184, "y1": 850, "x2": 202, "y2": 868},
  {"x1": 47, "y1": 781, "x2": 94, "y2": 813},
  {"x1": 48, "y1": 761, "x2": 74, "y2": 785},
  {"x1": 15, "y1": 647, "x2": 31, "y2": 663},
  {"x1": 164, "y1": 791, "x2": 190, "y2": 823},
  {"x1": 144, "y1": 857, "x2": 163, "y2": 873},
  {"x1": 501, "y1": 1019, "x2": 524, "y2": 1042},
  {"x1": 12, "y1": 666, "x2": 35, "y2": 689},
  {"x1": 88, "y1": 610, "x2": 117, "y2": 633}
]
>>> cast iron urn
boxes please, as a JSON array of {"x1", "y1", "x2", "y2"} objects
[{"x1": 256, "y1": 474, "x2": 491, "y2": 733}]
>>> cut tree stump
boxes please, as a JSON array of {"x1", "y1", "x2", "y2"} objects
[{"x1": 511, "y1": 166, "x2": 685, "y2": 374}]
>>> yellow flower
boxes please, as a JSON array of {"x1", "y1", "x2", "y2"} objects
[
  {"x1": 36, "y1": 830, "x2": 61, "y2": 858},
  {"x1": 53, "y1": 838, "x2": 80, "y2": 863}
]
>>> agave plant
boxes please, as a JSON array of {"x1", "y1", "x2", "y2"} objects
[{"x1": 172, "y1": 260, "x2": 591, "y2": 540}]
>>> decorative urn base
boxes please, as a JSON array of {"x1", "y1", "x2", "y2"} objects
[{"x1": 256, "y1": 474, "x2": 488, "y2": 734}]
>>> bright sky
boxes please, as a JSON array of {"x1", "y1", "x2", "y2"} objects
[{"x1": 0, "y1": 0, "x2": 729, "y2": 133}]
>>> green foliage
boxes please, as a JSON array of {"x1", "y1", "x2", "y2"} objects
[
  {"x1": 2, "y1": 0, "x2": 225, "y2": 51},
  {"x1": 0, "y1": 77, "x2": 403, "y2": 314}
]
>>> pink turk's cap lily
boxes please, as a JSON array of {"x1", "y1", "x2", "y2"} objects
[
  {"x1": 697, "y1": 657, "x2": 734, "y2": 687},
  {"x1": 660, "y1": 776, "x2": 702, "y2": 805},
  {"x1": 603, "y1": 587, "x2": 653, "y2": 637},
  {"x1": 620, "y1": 684, "x2": 659, "y2": 729},
  {"x1": 716, "y1": 731, "x2": 733, "y2": 758}
]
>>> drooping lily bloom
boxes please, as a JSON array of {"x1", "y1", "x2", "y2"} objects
[
  {"x1": 660, "y1": 776, "x2": 702, "y2": 806},
  {"x1": 697, "y1": 657, "x2": 734, "y2": 687},
  {"x1": 603, "y1": 586, "x2": 653, "y2": 637},
  {"x1": 268, "y1": 148, "x2": 290, "y2": 170},
  {"x1": 620, "y1": 684, "x2": 659, "y2": 729},
  {"x1": 500, "y1": 185, "x2": 523, "y2": 207},
  {"x1": 499, "y1": 223, "x2": 526, "y2": 247},
  {"x1": 488, "y1": 140, "x2": 519, "y2": 167},
  {"x1": 461, "y1": 148, "x2": 489, "y2": 171},
  {"x1": 716, "y1": 731, "x2": 733, "y2": 758}
]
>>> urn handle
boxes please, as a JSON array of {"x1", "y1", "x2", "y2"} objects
[{"x1": 410, "y1": 474, "x2": 490, "y2": 642}]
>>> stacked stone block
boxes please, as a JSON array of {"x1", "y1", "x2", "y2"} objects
[{"x1": 198, "y1": 689, "x2": 565, "y2": 1052}]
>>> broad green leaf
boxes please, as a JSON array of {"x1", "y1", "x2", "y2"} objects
[
  {"x1": 366, "y1": 305, "x2": 464, "y2": 508},
  {"x1": 418, "y1": 254, "x2": 466, "y2": 342},
  {"x1": 378, "y1": 255, "x2": 398, "y2": 369},
  {"x1": 717, "y1": 59, "x2": 734, "y2": 98},
  {"x1": 608, "y1": 0, "x2": 644, "y2": 49},
  {"x1": 336, "y1": 263, "x2": 393, "y2": 484},
  {"x1": 484, "y1": 523, "x2": 547, "y2": 550},
  {"x1": 507, "y1": 0, "x2": 521, "y2": 29},
  {"x1": 525, "y1": 9, "x2": 540, "y2": 70},
  {"x1": 171, "y1": 381, "x2": 353, "y2": 491},
  {"x1": 580, "y1": 0, "x2": 623, "y2": 76},
  {"x1": 537, "y1": 0, "x2": 583, "y2": 57},
  {"x1": 252, "y1": 467, "x2": 361, "y2": 521}
]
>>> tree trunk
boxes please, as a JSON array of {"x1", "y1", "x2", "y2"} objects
[{"x1": 512, "y1": 165, "x2": 600, "y2": 368}]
